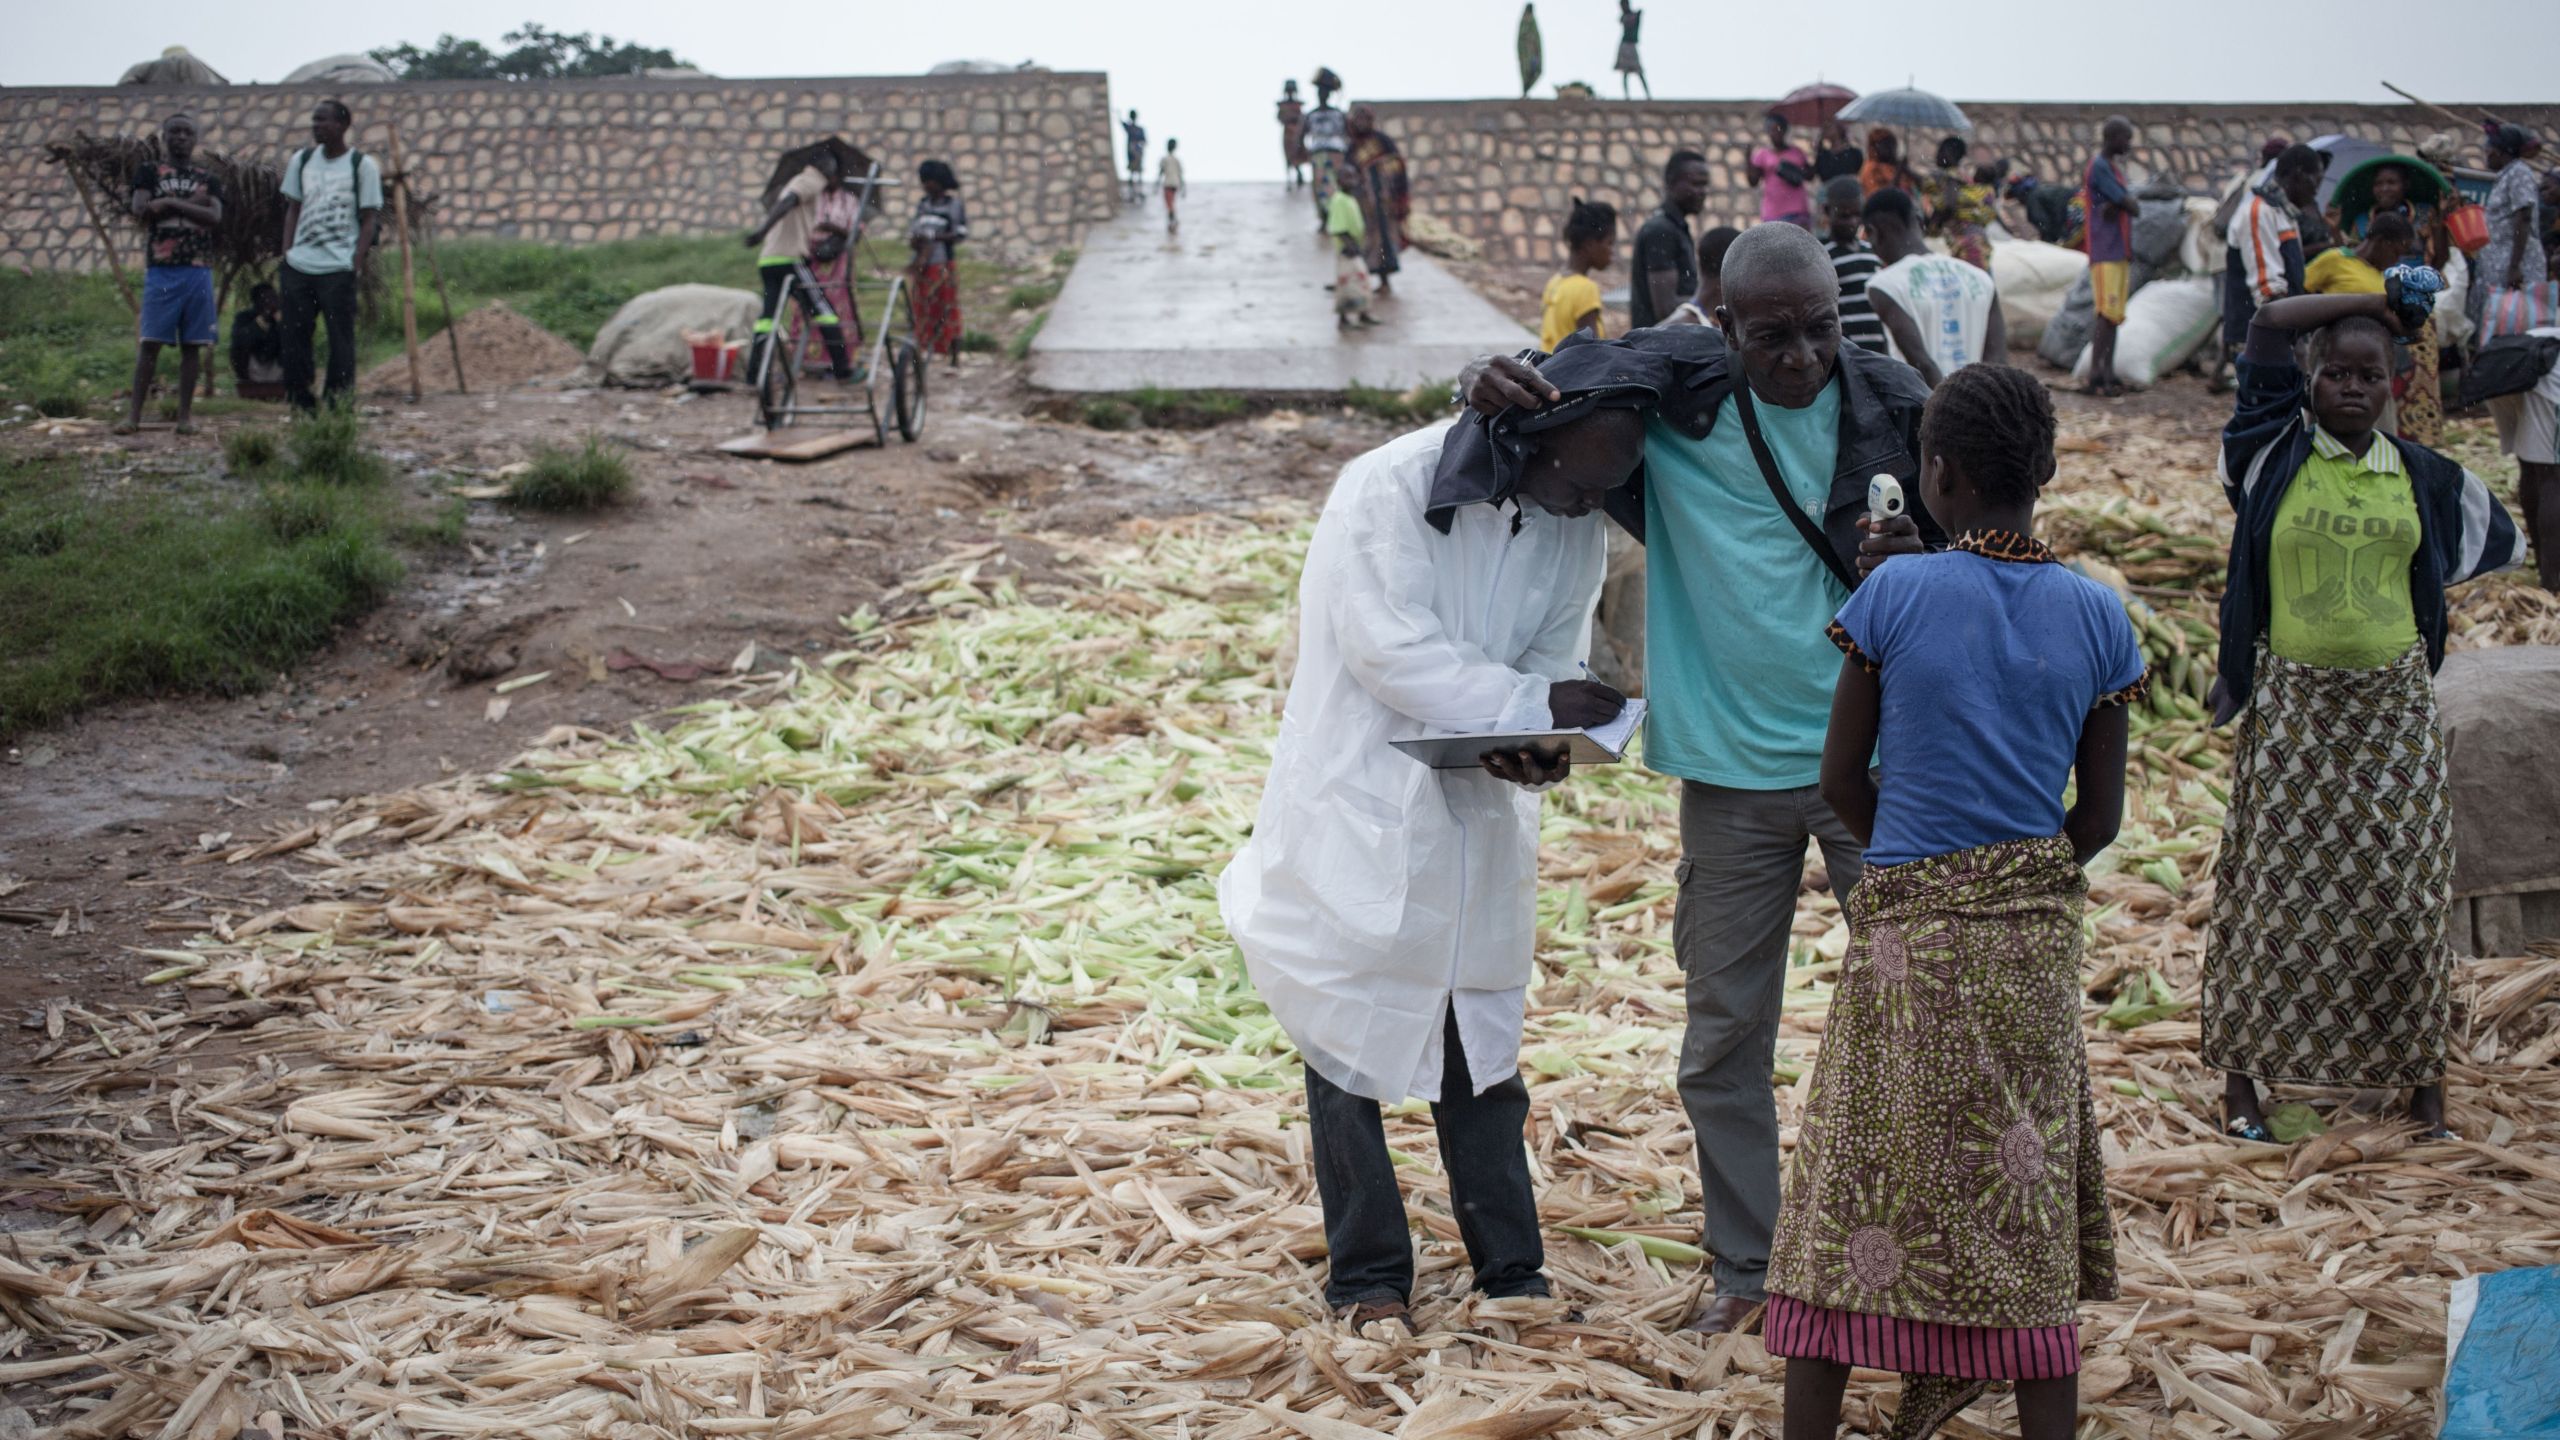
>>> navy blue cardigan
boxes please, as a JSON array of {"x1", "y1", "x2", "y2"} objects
[{"x1": 2214, "y1": 323, "x2": 2524, "y2": 724}]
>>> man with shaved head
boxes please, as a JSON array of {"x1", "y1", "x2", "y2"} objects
[
  {"x1": 1454, "y1": 219, "x2": 1938, "y2": 1336},
  {"x1": 119, "y1": 111, "x2": 223, "y2": 435}
]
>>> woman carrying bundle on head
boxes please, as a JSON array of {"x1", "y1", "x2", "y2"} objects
[
  {"x1": 1769, "y1": 364, "x2": 2143, "y2": 1440},
  {"x1": 2205, "y1": 278, "x2": 2525, "y2": 1148}
]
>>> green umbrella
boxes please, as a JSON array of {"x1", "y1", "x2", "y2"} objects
[{"x1": 2328, "y1": 154, "x2": 2451, "y2": 232}]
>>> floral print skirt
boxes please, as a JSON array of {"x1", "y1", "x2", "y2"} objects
[{"x1": 1766, "y1": 835, "x2": 2117, "y2": 1356}]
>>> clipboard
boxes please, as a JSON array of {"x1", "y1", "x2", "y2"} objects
[{"x1": 1389, "y1": 699, "x2": 1645, "y2": 772}]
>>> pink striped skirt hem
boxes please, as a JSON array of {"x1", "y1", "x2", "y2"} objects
[{"x1": 1764, "y1": 1293, "x2": 2081, "y2": 1380}]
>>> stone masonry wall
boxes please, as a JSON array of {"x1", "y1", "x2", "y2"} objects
[
  {"x1": 0, "y1": 72, "x2": 1120, "y2": 272},
  {"x1": 1366, "y1": 98, "x2": 2560, "y2": 263}
]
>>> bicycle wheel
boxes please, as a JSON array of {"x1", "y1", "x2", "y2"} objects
[
  {"x1": 757, "y1": 328, "x2": 799, "y2": 429},
  {"x1": 891, "y1": 340, "x2": 927, "y2": 442}
]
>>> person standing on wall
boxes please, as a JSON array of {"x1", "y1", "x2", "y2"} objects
[
  {"x1": 1629, "y1": 151, "x2": 1708, "y2": 332},
  {"x1": 1304, "y1": 70, "x2": 1350, "y2": 228},
  {"x1": 1614, "y1": 0, "x2": 1649, "y2": 101},
  {"x1": 117, "y1": 112, "x2": 223, "y2": 436},
  {"x1": 1277, "y1": 79, "x2": 1308, "y2": 189},
  {"x1": 1347, "y1": 105, "x2": 1410, "y2": 298},
  {"x1": 1156, "y1": 139, "x2": 1187, "y2": 235},
  {"x1": 277, "y1": 99, "x2": 381, "y2": 414},
  {"x1": 1863, "y1": 186, "x2": 2005, "y2": 388},
  {"x1": 2081, "y1": 116, "x2": 2142, "y2": 399},
  {"x1": 1121, "y1": 109, "x2": 1148, "y2": 205},
  {"x1": 1749, "y1": 114, "x2": 1816, "y2": 230}
]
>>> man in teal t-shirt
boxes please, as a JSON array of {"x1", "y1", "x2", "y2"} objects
[{"x1": 1459, "y1": 223, "x2": 1936, "y2": 1333}]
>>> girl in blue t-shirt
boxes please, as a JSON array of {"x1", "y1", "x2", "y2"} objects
[{"x1": 1764, "y1": 364, "x2": 2146, "y2": 1440}]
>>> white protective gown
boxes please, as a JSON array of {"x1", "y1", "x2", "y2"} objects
[{"x1": 1219, "y1": 426, "x2": 1607, "y2": 1104}]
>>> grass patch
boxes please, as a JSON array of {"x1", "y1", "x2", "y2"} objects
[
  {"x1": 959, "y1": 329, "x2": 1001, "y2": 354},
  {"x1": 1078, "y1": 398, "x2": 1141, "y2": 432},
  {"x1": 0, "y1": 451, "x2": 402, "y2": 735},
  {"x1": 0, "y1": 234, "x2": 1021, "y2": 414},
  {"x1": 1343, "y1": 379, "x2": 1452, "y2": 425},
  {"x1": 1005, "y1": 312, "x2": 1049, "y2": 363},
  {"x1": 391, "y1": 495, "x2": 470, "y2": 549},
  {"x1": 288, "y1": 408, "x2": 390, "y2": 487},
  {"x1": 508, "y1": 435, "x2": 633, "y2": 511},
  {"x1": 1006, "y1": 280, "x2": 1061, "y2": 311},
  {"x1": 1121, "y1": 387, "x2": 1247, "y2": 428},
  {"x1": 223, "y1": 426, "x2": 284, "y2": 475}
]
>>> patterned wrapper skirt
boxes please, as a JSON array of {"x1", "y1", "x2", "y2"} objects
[
  {"x1": 914, "y1": 262, "x2": 961, "y2": 361},
  {"x1": 1766, "y1": 836, "x2": 2116, "y2": 1381},
  {"x1": 2203, "y1": 642, "x2": 2452, "y2": 1088}
]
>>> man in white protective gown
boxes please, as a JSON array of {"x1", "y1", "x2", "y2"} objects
[{"x1": 1219, "y1": 345, "x2": 1655, "y2": 1331}]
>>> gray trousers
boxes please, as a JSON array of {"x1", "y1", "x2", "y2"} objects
[{"x1": 1674, "y1": 779, "x2": 1866, "y2": 1301}]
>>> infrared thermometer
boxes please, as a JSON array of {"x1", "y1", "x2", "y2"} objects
[{"x1": 1867, "y1": 473, "x2": 1905, "y2": 526}]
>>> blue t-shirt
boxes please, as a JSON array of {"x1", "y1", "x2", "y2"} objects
[
  {"x1": 1641, "y1": 383, "x2": 1847, "y2": 789},
  {"x1": 1832, "y1": 542, "x2": 2146, "y2": 867}
]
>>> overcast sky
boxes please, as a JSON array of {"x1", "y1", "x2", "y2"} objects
[{"x1": 10, "y1": 1, "x2": 2554, "y2": 181}]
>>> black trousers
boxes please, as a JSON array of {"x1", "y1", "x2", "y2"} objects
[
  {"x1": 751, "y1": 261, "x2": 853, "y2": 381},
  {"x1": 279, "y1": 263, "x2": 358, "y2": 411},
  {"x1": 1303, "y1": 1008, "x2": 1547, "y2": 1309}
]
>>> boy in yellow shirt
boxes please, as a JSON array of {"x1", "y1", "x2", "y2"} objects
[
  {"x1": 2305, "y1": 212, "x2": 2414, "y2": 296},
  {"x1": 1540, "y1": 198, "x2": 1616, "y2": 350}
]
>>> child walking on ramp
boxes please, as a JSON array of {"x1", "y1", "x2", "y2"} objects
[{"x1": 1766, "y1": 364, "x2": 2145, "y2": 1440}]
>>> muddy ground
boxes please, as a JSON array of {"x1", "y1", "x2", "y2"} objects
[{"x1": 0, "y1": 362, "x2": 1413, "y2": 1069}]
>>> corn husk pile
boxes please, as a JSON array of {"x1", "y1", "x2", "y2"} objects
[{"x1": 9, "y1": 412, "x2": 2560, "y2": 1439}]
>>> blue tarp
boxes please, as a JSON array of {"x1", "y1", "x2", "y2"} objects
[{"x1": 2443, "y1": 1265, "x2": 2560, "y2": 1439}]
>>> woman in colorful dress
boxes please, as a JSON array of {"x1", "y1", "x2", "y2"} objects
[
  {"x1": 907, "y1": 160, "x2": 968, "y2": 368},
  {"x1": 1346, "y1": 105, "x2": 1411, "y2": 298},
  {"x1": 2205, "y1": 282, "x2": 2524, "y2": 1145},
  {"x1": 2350, "y1": 161, "x2": 2453, "y2": 445},
  {"x1": 2471, "y1": 124, "x2": 2548, "y2": 337},
  {"x1": 1925, "y1": 139, "x2": 2002, "y2": 274},
  {"x1": 1859, "y1": 127, "x2": 1917, "y2": 199},
  {"x1": 1770, "y1": 364, "x2": 2143, "y2": 1440}
]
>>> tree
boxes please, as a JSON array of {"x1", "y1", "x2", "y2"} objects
[{"x1": 371, "y1": 25, "x2": 689, "y2": 81}]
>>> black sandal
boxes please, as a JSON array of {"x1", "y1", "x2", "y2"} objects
[{"x1": 2224, "y1": 1113, "x2": 2275, "y2": 1143}]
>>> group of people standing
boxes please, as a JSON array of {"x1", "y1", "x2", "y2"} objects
[
  {"x1": 1229, "y1": 107, "x2": 2545, "y2": 1440},
  {"x1": 1555, "y1": 120, "x2": 2007, "y2": 392},
  {"x1": 741, "y1": 143, "x2": 970, "y2": 388},
  {"x1": 1273, "y1": 71, "x2": 1412, "y2": 326},
  {"x1": 112, "y1": 99, "x2": 384, "y2": 433}
]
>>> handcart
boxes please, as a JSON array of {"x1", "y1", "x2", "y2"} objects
[{"x1": 748, "y1": 144, "x2": 927, "y2": 445}]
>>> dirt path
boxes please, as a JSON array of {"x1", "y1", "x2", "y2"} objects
[{"x1": 0, "y1": 366, "x2": 1405, "y2": 1068}]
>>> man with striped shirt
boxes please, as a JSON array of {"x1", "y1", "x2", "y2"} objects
[{"x1": 1822, "y1": 176, "x2": 1887, "y2": 353}]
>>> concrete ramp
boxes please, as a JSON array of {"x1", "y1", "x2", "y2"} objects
[{"x1": 1030, "y1": 182, "x2": 1532, "y2": 394}]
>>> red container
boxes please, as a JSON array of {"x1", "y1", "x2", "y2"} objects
[
  {"x1": 2446, "y1": 203, "x2": 2490, "y2": 256},
  {"x1": 690, "y1": 340, "x2": 742, "y2": 383}
]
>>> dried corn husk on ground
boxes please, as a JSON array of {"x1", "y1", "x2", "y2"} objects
[{"x1": 7, "y1": 426, "x2": 2560, "y2": 1439}]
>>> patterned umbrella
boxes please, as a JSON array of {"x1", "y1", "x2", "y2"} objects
[
  {"x1": 1838, "y1": 87, "x2": 1971, "y2": 135},
  {"x1": 1768, "y1": 84, "x2": 1857, "y2": 130}
]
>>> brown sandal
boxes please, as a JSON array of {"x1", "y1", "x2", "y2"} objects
[{"x1": 1336, "y1": 1298, "x2": 1414, "y2": 1333}]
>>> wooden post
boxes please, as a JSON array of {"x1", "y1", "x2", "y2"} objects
[
  {"x1": 208, "y1": 265, "x2": 235, "y2": 398},
  {"x1": 66, "y1": 164, "x2": 140, "y2": 316},
  {"x1": 419, "y1": 211, "x2": 468, "y2": 393},
  {"x1": 386, "y1": 122, "x2": 424, "y2": 401}
]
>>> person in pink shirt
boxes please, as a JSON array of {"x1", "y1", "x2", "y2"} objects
[{"x1": 1748, "y1": 113, "x2": 1816, "y2": 230}]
